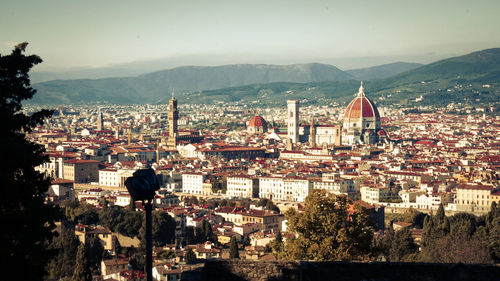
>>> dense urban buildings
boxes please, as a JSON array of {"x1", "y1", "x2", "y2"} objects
[{"x1": 29, "y1": 84, "x2": 499, "y2": 280}]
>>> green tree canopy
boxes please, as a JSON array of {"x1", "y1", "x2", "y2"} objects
[
  {"x1": 424, "y1": 232, "x2": 492, "y2": 264},
  {"x1": 265, "y1": 200, "x2": 281, "y2": 213},
  {"x1": 157, "y1": 250, "x2": 176, "y2": 260},
  {"x1": 257, "y1": 198, "x2": 269, "y2": 207},
  {"x1": 475, "y1": 203, "x2": 500, "y2": 263},
  {"x1": 421, "y1": 204, "x2": 450, "y2": 260},
  {"x1": 0, "y1": 43, "x2": 60, "y2": 280},
  {"x1": 72, "y1": 243, "x2": 92, "y2": 281},
  {"x1": 151, "y1": 211, "x2": 176, "y2": 246},
  {"x1": 86, "y1": 236, "x2": 104, "y2": 275},
  {"x1": 46, "y1": 224, "x2": 81, "y2": 280},
  {"x1": 268, "y1": 231, "x2": 285, "y2": 259},
  {"x1": 402, "y1": 207, "x2": 428, "y2": 228},
  {"x1": 449, "y1": 212, "x2": 477, "y2": 237},
  {"x1": 419, "y1": 204, "x2": 495, "y2": 263},
  {"x1": 66, "y1": 203, "x2": 99, "y2": 226},
  {"x1": 99, "y1": 204, "x2": 142, "y2": 238},
  {"x1": 185, "y1": 248, "x2": 196, "y2": 264},
  {"x1": 195, "y1": 219, "x2": 217, "y2": 243},
  {"x1": 284, "y1": 189, "x2": 375, "y2": 261},
  {"x1": 388, "y1": 228, "x2": 419, "y2": 262}
]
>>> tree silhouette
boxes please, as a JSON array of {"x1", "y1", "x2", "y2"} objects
[
  {"x1": 0, "y1": 43, "x2": 60, "y2": 280},
  {"x1": 229, "y1": 236, "x2": 240, "y2": 259},
  {"x1": 242, "y1": 234, "x2": 251, "y2": 247},
  {"x1": 185, "y1": 248, "x2": 196, "y2": 264},
  {"x1": 151, "y1": 210, "x2": 176, "y2": 246},
  {"x1": 86, "y1": 236, "x2": 104, "y2": 274},
  {"x1": 72, "y1": 243, "x2": 92, "y2": 281},
  {"x1": 46, "y1": 224, "x2": 81, "y2": 279}
]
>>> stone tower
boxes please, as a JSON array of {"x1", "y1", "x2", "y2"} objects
[
  {"x1": 287, "y1": 99, "x2": 299, "y2": 144},
  {"x1": 167, "y1": 91, "x2": 179, "y2": 148},
  {"x1": 309, "y1": 117, "x2": 316, "y2": 147},
  {"x1": 97, "y1": 111, "x2": 103, "y2": 131}
]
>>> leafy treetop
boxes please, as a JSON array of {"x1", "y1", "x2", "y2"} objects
[{"x1": 284, "y1": 189, "x2": 375, "y2": 261}]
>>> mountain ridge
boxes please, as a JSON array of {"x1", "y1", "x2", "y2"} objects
[
  {"x1": 346, "y1": 62, "x2": 423, "y2": 80},
  {"x1": 184, "y1": 48, "x2": 500, "y2": 106},
  {"x1": 30, "y1": 48, "x2": 500, "y2": 105},
  {"x1": 32, "y1": 63, "x2": 352, "y2": 104}
]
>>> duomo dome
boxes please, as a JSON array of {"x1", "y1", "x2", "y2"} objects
[{"x1": 342, "y1": 82, "x2": 381, "y2": 145}]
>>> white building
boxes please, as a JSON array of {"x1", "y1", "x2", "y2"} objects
[
  {"x1": 314, "y1": 125, "x2": 342, "y2": 146},
  {"x1": 399, "y1": 189, "x2": 425, "y2": 208},
  {"x1": 152, "y1": 265, "x2": 181, "y2": 281},
  {"x1": 182, "y1": 173, "x2": 206, "y2": 194},
  {"x1": 115, "y1": 192, "x2": 131, "y2": 207},
  {"x1": 259, "y1": 176, "x2": 312, "y2": 202},
  {"x1": 99, "y1": 169, "x2": 120, "y2": 187},
  {"x1": 259, "y1": 177, "x2": 285, "y2": 201},
  {"x1": 415, "y1": 193, "x2": 442, "y2": 210},
  {"x1": 48, "y1": 178, "x2": 74, "y2": 200},
  {"x1": 360, "y1": 186, "x2": 390, "y2": 204},
  {"x1": 99, "y1": 169, "x2": 134, "y2": 187},
  {"x1": 177, "y1": 143, "x2": 199, "y2": 158},
  {"x1": 226, "y1": 176, "x2": 259, "y2": 198},
  {"x1": 280, "y1": 150, "x2": 335, "y2": 163},
  {"x1": 36, "y1": 157, "x2": 58, "y2": 178},
  {"x1": 313, "y1": 173, "x2": 354, "y2": 195},
  {"x1": 285, "y1": 178, "x2": 312, "y2": 202},
  {"x1": 455, "y1": 184, "x2": 494, "y2": 214},
  {"x1": 77, "y1": 188, "x2": 104, "y2": 206}
]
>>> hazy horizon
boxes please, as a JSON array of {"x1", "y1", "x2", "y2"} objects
[{"x1": 2, "y1": 0, "x2": 500, "y2": 74}]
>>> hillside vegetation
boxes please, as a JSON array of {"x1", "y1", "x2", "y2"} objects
[{"x1": 31, "y1": 48, "x2": 500, "y2": 106}]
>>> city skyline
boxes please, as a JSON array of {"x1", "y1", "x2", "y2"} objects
[
  {"x1": 2, "y1": 1, "x2": 500, "y2": 279},
  {"x1": 2, "y1": 0, "x2": 500, "y2": 72}
]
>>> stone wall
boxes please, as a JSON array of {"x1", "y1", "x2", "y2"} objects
[
  {"x1": 202, "y1": 260, "x2": 300, "y2": 281},
  {"x1": 191, "y1": 260, "x2": 500, "y2": 281}
]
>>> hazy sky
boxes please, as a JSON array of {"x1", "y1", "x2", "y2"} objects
[{"x1": 1, "y1": 0, "x2": 500, "y2": 71}]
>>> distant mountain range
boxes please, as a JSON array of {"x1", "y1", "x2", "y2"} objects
[
  {"x1": 182, "y1": 48, "x2": 500, "y2": 106},
  {"x1": 345, "y1": 62, "x2": 422, "y2": 80},
  {"x1": 31, "y1": 48, "x2": 500, "y2": 106},
  {"x1": 32, "y1": 63, "x2": 351, "y2": 104}
]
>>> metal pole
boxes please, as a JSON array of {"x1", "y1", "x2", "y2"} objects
[{"x1": 145, "y1": 200, "x2": 153, "y2": 281}]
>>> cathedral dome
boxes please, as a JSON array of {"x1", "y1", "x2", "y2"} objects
[
  {"x1": 343, "y1": 83, "x2": 380, "y2": 120},
  {"x1": 247, "y1": 115, "x2": 268, "y2": 135},
  {"x1": 377, "y1": 129, "x2": 387, "y2": 136},
  {"x1": 342, "y1": 82, "x2": 382, "y2": 145},
  {"x1": 248, "y1": 115, "x2": 267, "y2": 127}
]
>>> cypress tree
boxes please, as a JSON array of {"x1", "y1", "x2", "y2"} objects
[
  {"x1": 435, "y1": 203, "x2": 445, "y2": 222},
  {"x1": 229, "y1": 236, "x2": 239, "y2": 259},
  {"x1": 0, "y1": 43, "x2": 60, "y2": 280},
  {"x1": 242, "y1": 234, "x2": 251, "y2": 247},
  {"x1": 86, "y1": 236, "x2": 104, "y2": 274},
  {"x1": 275, "y1": 230, "x2": 283, "y2": 243},
  {"x1": 72, "y1": 243, "x2": 92, "y2": 281},
  {"x1": 389, "y1": 228, "x2": 418, "y2": 262}
]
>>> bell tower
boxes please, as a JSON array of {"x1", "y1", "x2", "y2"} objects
[
  {"x1": 309, "y1": 117, "x2": 316, "y2": 147},
  {"x1": 167, "y1": 91, "x2": 179, "y2": 148},
  {"x1": 287, "y1": 99, "x2": 299, "y2": 144}
]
